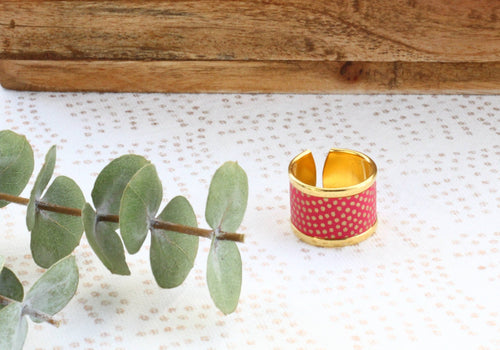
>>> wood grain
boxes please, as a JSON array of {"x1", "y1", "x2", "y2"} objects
[
  {"x1": 1, "y1": 0, "x2": 499, "y2": 62},
  {"x1": 1, "y1": 60, "x2": 498, "y2": 93},
  {"x1": 1, "y1": 0, "x2": 499, "y2": 92}
]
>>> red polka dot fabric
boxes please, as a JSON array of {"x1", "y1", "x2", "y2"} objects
[{"x1": 290, "y1": 183, "x2": 377, "y2": 240}]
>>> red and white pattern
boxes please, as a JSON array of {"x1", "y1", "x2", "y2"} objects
[{"x1": 290, "y1": 182, "x2": 377, "y2": 240}]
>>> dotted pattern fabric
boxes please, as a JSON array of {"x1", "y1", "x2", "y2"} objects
[
  {"x1": 290, "y1": 183, "x2": 377, "y2": 240},
  {"x1": 0, "y1": 90, "x2": 499, "y2": 350}
]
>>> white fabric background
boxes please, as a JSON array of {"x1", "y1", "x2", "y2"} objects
[{"x1": 1, "y1": 88, "x2": 499, "y2": 349}]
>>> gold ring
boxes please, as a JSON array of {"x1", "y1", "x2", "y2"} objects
[{"x1": 288, "y1": 149, "x2": 377, "y2": 247}]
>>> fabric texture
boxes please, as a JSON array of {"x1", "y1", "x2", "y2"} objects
[{"x1": 1, "y1": 89, "x2": 499, "y2": 349}]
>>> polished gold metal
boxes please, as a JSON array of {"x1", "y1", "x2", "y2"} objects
[
  {"x1": 289, "y1": 148, "x2": 378, "y2": 247},
  {"x1": 291, "y1": 220, "x2": 378, "y2": 247},
  {"x1": 288, "y1": 149, "x2": 377, "y2": 197}
]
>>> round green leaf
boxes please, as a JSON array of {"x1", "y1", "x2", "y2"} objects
[
  {"x1": 206, "y1": 238, "x2": 242, "y2": 315},
  {"x1": 0, "y1": 267, "x2": 24, "y2": 311},
  {"x1": 205, "y1": 162, "x2": 248, "y2": 233},
  {"x1": 88, "y1": 156, "x2": 148, "y2": 270},
  {"x1": 24, "y1": 255, "x2": 79, "y2": 322},
  {"x1": 82, "y1": 203, "x2": 130, "y2": 276},
  {"x1": 151, "y1": 196, "x2": 199, "y2": 289},
  {"x1": 0, "y1": 302, "x2": 28, "y2": 350},
  {"x1": 30, "y1": 176, "x2": 85, "y2": 268},
  {"x1": 0, "y1": 130, "x2": 34, "y2": 208},
  {"x1": 119, "y1": 164, "x2": 162, "y2": 254},
  {"x1": 26, "y1": 146, "x2": 56, "y2": 231},
  {"x1": 92, "y1": 154, "x2": 149, "y2": 214}
]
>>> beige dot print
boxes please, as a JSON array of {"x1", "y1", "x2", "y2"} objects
[{"x1": 1, "y1": 92, "x2": 498, "y2": 349}]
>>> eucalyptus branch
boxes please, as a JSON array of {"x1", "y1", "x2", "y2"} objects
[
  {"x1": 0, "y1": 192, "x2": 245, "y2": 243},
  {"x1": 0, "y1": 295, "x2": 60, "y2": 328},
  {"x1": 1, "y1": 128, "x2": 248, "y2": 344},
  {"x1": 151, "y1": 219, "x2": 244, "y2": 242}
]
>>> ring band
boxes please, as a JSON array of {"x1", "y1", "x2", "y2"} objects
[{"x1": 288, "y1": 149, "x2": 377, "y2": 247}]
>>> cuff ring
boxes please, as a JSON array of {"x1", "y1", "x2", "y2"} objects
[{"x1": 288, "y1": 149, "x2": 377, "y2": 247}]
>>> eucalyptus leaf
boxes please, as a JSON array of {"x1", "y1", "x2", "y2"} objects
[
  {"x1": 0, "y1": 267, "x2": 24, "y2": 311},
  {"x1": 26, "y1": 146, "x2": 56, "y2": 231},
  {"x1": 151, "y1": 196, "x2": 199, "y2": 288},
  {"x1": 82, "y1": 203, "x2": 130, "y2": 276},
  {"x1": 86, "y1": 155, "x2": 148, "y2": 274},
  {"x1": 0, "y1": 255, "x2": 4, "y2": 272},
  {"x1": 0, "y1": 302, "x2": 28, "y2": 350},
  {"x1": 92, "y1": 154, "x2": 149, "y2": 214},
  {"x1": 30, "y1": 176, "x2": 85, "y2": 268},
  {"x1": 24, "y1": 255, "x2": 78, "y2": 322},
  {"x1": 120, "y1": 164, "x2": 162, "y2": 254},
  {"x1": 205, "y1": 162, "x2": 248, "y2": 233},
  {"x1": 206, "y1": 238, "x2": 242, "y2": 315},
  {"x1": 0, "y1": 130, "x2": 34, "y2": 208}
]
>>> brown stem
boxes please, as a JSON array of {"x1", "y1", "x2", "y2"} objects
[
  {"x1": 96, "y1": 213, "x2": 120, "y2": 223},
  {"x1": 37, "y1": 201, "x2": 82, "y2": 217},
  {"x1": 151, "y1": 220, "x2": 245, "y2": 242},
  {"x1": 0, "y1": 295, "x2": 60, "y2": 327},
  {"x1": 99, "y1": 214, "x2": 245, "y2": 243},
  {"x1": 0, "y1": 193, "x2": 245, "y2": 243},
  {"x1": 0, "y1": 193, "x2": 29, "y2": 205}
]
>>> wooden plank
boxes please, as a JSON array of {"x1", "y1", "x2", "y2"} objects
[
  {"x1": 1, "y1": 0, "x2": 499, "y2": 62},
  {"x1": 1, "y1": 60, "x2": 498, "y2": 93}
]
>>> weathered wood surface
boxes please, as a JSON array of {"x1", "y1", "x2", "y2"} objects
[
  {"x1": 0, "y1": 0, "x2": 499, "y2": 92},
  {"x1": 1, "y1": 0, "x2": 499, "y2": 62},
  {"x1": 1, "y1": 60, "x2": 498, "y2": 93}
]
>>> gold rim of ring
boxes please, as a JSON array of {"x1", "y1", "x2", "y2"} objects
[
  {"x1": 288, "y1": 148, "x2": 377, "y2": 198},
  {"x1": 291, "y1": 220, "x2": 377, "y2": 247}
]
